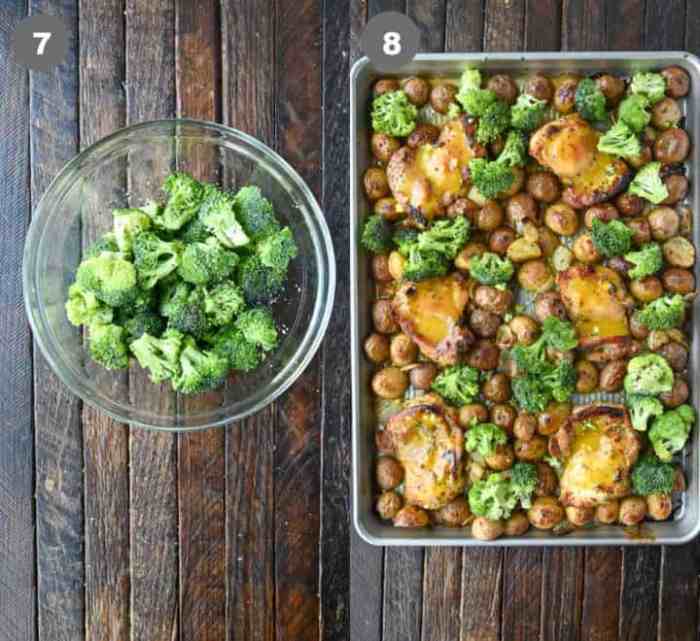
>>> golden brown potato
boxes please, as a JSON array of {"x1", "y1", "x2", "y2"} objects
[
  {"x1": 565, "y1": 505, "x2": 595, "y2": 527},
  {"x1": 474, "y1": 285, "x2": 513, "y2": 315},
  {"x1": 527, "y1": 172, "x2": 561, "y2": 203},
  {"x1": 459, "y1": 403, "x2": 489, "y2": 428},
  {"x1": 489, "y1": 227, "x2": 517, "y2": 255},
  {"x1": 390, "y1": 333, "x2": 418, "y2": 366},
  {"x1": 470, "y1": 309, "x2": 501, "y2": 339},
  {"x1": 630, "y1": 276, "x2": 663, "y2": 303},
  {"x1": 657, "y1": 342, "x2": 689, "y2": 372},
  {"x1": 490, "y1": 404, "x2": 517, "y2": 432},
  {"x1": 504, "y1": 511, "x2": 531, "y2": 536},
  {"x1": 663, "y1": 236, "x2": 695, "y2": 268},
  {"x1": 402, "y1": 76, "x2": 430, "y2": 106},
  {"x1": 468, "y1": 339, "x2": 501, "y2": 371},
  {"x1": 596, "y1": 74, "x2": 625, "y2": 105},
  {"x1": 393, "y1": 505, "x2": 430, "y2": 527},
  {"x1": 372, "y1": 367, "x2": 409, "y2": 399},
  {"x1": 376, "y1": 491, "x2": 403, "y2": 520},
  {"x1": 552, "y1": 75, "x2": 579, "y2": 114},
  {"x1": 373, "y1": 299, "x2": 398, "y2": 334},
  {"x1": 364, "y1": 333, "x2": 390, "y2": 364},
  {"x1": 430, "y1": 83, "x2": 457, "y2": 114},
  {"x1": 506, "y1": 193, "x2": 539, "y2": 228},
  {"x1": 646, "y1": 493, "x2": 673, "y2": 521},
  {"x1": 575, "y1": 360, "x2": 599, "y2": 393},
  {"x1": 534, "y1": 291, "x2": 567, "y2": 323},
  {"x1": 407, "y1": 122, "x2": 440, "y2": 148},
  {"x1": 618, "y1": 497, "x2": 647, "y2": 526},
  {"x1": 615, "y1": 192, "x2": 644, "y2": 217},
  {"x1": 372, "y1": 254, "x2": 392, "y2": 282},
  {"x1": 535, "y1": 463, "x2": 559, "y2": 497},
  {"x1": 661, "y1": 65, "x2": 690, "y2": 98},
  {"x1": 375, "y1": 197, "x2": 401, "y2": 221},
  {"x1": 545, "y1": 202, "x2": 579, "y2": 236},
  {"x1": 572, "y1": 233, "x2": 601, "y2": 264},
  {"x1": 410, "y1": 363, "x2": 438, "y2": 390},
  {"x1": 514, "y1": 435, "x2": 547, "y2": 462},
  {"x1": 628, "y1": 144, "x2": 653, "y2": 169},
  {"x1": 673, "y1": 466, "x2": 687, "y2": 492},
  {"x1": 455, "y1": 242, "x2": 487, "y2": 270},
  {"x1": 655, "y1": 128, "x2": 690, "y2": 164},
  {"x1": 433, "y1": 497, "x2": 472, "y2": 527},
  {"x1": 661, "y1": 174, "x2": 689, "y2": 205},
  {"x1": 584, "y1": 203, "x2": 619, "y2": 229},
  {"x1": 627, "y1": 217, "x2": 652, "y2": 247},
  {"x1": 510, "y1": 315, "x2": 539, "y2": 345},
  {"x1": 662, "y1": 268, "x2": 695, "y2": 295},
  {"x1": 537, "y1": 402, "x2": 571, "y2": 436},
  {"x1": 595, "y1": 500, "x2": 620, "y2": 524},
  {"x1": 388, "y1": 251, "x2": 406, "y2": 280},
  {"x1": 648, "y1": 207, "x2": 680, "y2": 241},
  {"x1": 364, "y1": 167, "x2": 390, "y2": 201},
  {"x1": 376, "y1": 456, "x2": 404, "y2": 490},
  {"x1": 513, "y1": 412, "x2": 537, "y2": 442},
  {"x1": 652, "y1": 97, "x2": 682, "y2": 129},
  {"x1": 517, "y1": 259, "x2": 554, "y2": 293},
  {"x1": 528, "y1": 496, "x2": 565, "y2": 530},
  {"x1": 371, "y1": 132, "x2": 401, "y2": 163},
  {"x1": 660, "y1": 376, "x2": 689, "y2": 408},
  {"x1": 482, "y1": 372, "x2": 511, "y2": 403},
  {"x1": 374, "y1": 78, "x2": 400, "y2": 95},
  {"x1": 599, "y1": 360, "x2": 627, "y2": 392},
  {"x1": 485, "y1": 443, "x2": 515, "y2": 471},
  {"x1": 538, "y1": 227, "x2": 561, "y2": 258},
  {"x1": 471, "y1": 516, "x2": 505, "y2": 540},
  {"x1": 524, "y1": 74, "x2": 553, "y2": 102},
  {"x1": 487, "y1": 74, "x2": 518, "y2": 104},
  {"x1": 501, "y1": 166, "x2": 526, "y2": 198},
  {"x1": 507, "y1": 238, "x2": 542, "y2": 263},
  {"x1": 477, "y1": 201, "x2": 504, "y2": 231},
  {"x1": 447, "y1": 197, "x2": 480, "y2": 220}
]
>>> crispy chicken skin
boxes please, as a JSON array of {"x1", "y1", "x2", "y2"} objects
[
  {"x1": 557, "y1": 265, "x2": 632, "y2": 349},
  {"x1": 550, "y1": 404, "x2": 640, "y2": 508},
  {"x1": 386, "y1": 116, "x2": 487, "y2": 220},
  {"x1": 392, "y1": 273, "x2": 474, "y2": 365},
  {"x1": 384, "y1": 394, "x2": 465, "y2": 509},
  {"x1": 529, "y1": 114, "x2": 632, "y2": 209}
]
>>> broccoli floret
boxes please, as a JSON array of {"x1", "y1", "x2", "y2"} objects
[
  {"x1": 575, "y1": 77, "x2": 607, "y2": 122},
  {"x1": 121, "y1": 310, "x2": 165, "y2": 342},
  {"x1": 625, "y1": 242, "x2": 663, "y2": 280},
  {"x1": 468, "y1": 158, "x2": 515, "y2": 199},
  {"x1": 628, "y1": 162, "x2": 669, "y2": 204},
  {"x1": 468, "y1": 473, "x2": 517, "y2": 521},
  {"x1": 431, "y1": 365, "x2": 480, "y2": 407},
  {"x1": 87, "y1": 323, "x2": 129, "y2": 370},
  {"x1": 156, "y1": 172, "x2": 205, "y2": 230},
  {"x1": 392, "y1": 227, "x2": 419, "y2": 256},
  {"x1": 465, "y1": 423, "x2": 508, "y2": 457},
  {"x1": 496, "y1": 131, "x2": 528, "y2": 167},
  {"x1": 132, "y1": 232, "x2": 182, "y2": 289},
  {"x1": 212, "y1": 325, "x2": 262, "y2": 372},
  {"x1": 511, "y1": 376, "x2": 549, "y2": 413},
  {"x1": 510, "y1": 317, "x2": 578, "y2": 375},
  {"x1": 237, "y1": 255, "x2": 286, "y2": 306},
  {"x1": 129, "y1": 329, "x2": 184, "y2": 383},
  {"x1": 65, "y1": 283, "x2": 114, "y2": 327},
  {"x1": 637, "y1": 294, "x2": 685, "y2": 330},
  {"x1": 456, "y1": 69, "x2": 500, "y2": 117},
  {"x1": 631, "y1": 455, "x2": 675, "y2": 495},
  {"x1": 476, "y1": 100, "x2": 511, "y2": 145},
  {"x1": 202, "y1": 282, "x2": 246, "y2": 327},
  {"x1": 361, "y1": 215, "x2": 393, "y2": 253},
  {"x1": 112, "y1": 208, "x2": 152, "y2": 253},
  {"x1": 180, "y1": 217, "x2": 211, "y2": 244},
  {"x1": 649, "y1": 404, "x2": 695, "y2": 461},
  {"x1": 199, "y1": 187, "x2": 251, "y2": 248},
  {"x1": 76, "y1": 252, "x2": 138, "y2": 307},
  {"x1": 232, "y1": 185, "x2": 280, "y2": 242},
  {"x1": 510, "y1": 93, "x2": 547, "y2": 132},
  {"x1": 626, "y1": 393, "x2": 664, "y2": 431},
  {"x1": 163, "y1": 284, "x2": 209, "y2": 339},
  {"x1": 509, "y1": 462, "x2": 538, "y2": 508},
  {"x1": 177, "y1": 237, "x2": 238, "y2": 285},
  {"x1": 618, "y1": 94, "x2": 652, "y2": 133},
  {"x1": 541, "y1": 360, "x2": 577, "y2": 403},
  {"x1": 118, "y1": 286, "x2": 155, "y2": 317},
  {"x1": 172, "y1": 337, "x2": 229, "y2": 394},
  {"x1": 402, "y1": 245, "x2": 449, "y2": 282},
  {"x1": 468, "y1": 252, "x2": 514, "y2": 285},
  {"x1": 590, "y1": 218, "x2": 633, "y2": 258},
  {"x1": 370, "y1": 90, "x2": 417, "y2": 137},
  {"x1": 630, "y1": 71, "x2": 667, "y2": 104},
  {"x1": 258, "y1": 227, "x2": 298, "y2": 272},
  {"x1": 416, "y1": 216, "x2": 470, "y2": 260},
  {"x1": 235, "y1": 308, "x2": 279, "y2": 351},
  {"x1": 85, "y1": 233, "x2": 120, "y2": 259},
  {"x1": 624, "y1": 353, "x2": 674, "y2": 396},
  {"x1": 597, "y1": 120, "x2": 642, "y2": 159}
]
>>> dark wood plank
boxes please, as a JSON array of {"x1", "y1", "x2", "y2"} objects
[
  {"x1": 0, "y1": 4, "x2": 35, "y2": 641},
  {"x1": 605, "y1": 0, "x2": 643, "y2": 50},
  {"x1": 368, "y1": 0, "x2": 405, "y2": 19},
  {"x1": 445, "y1": 0, "x2": 483, "y2": 52},
  {"x1": 541, "y1": 549, "x2": 584, "y2": 641},
  {"x1": 525, "y1": 0, "x2": 561, "y2": 50},
  {"x1": 687, "y1": 0, "x2": 700, "y2": 55},
  {"x1": 580, "y1": 547, "x2": 622, "y2": 641},
  {"x1": 421, "y1": 549, "x2": 462, "y2": 641},
  {"x1": 658, "y1": 543, "x2": 700, "y2": 641},
  {"x1": 484, "y1": 0, "x2": 525, "y2": 51},
  {"x1": 406, "y1": 0, "x2": 445, "y2": 52},
  {"x1": 220, "y1": 3, "x2": 275, "y2": 641},
  {"x1": 460, "y1": 549, "x2": 502, "y2": 641},
  {"x1": 78, "y1": 1, "x2": 131, "y2": 639},
  {"x1": 644, "y1": 0, "x2": 687, "y2": 50},
  {"x1": 561, "y1": 0, "x2": 606, "y2": 50},
  {"x1": 502, "y1": 548, "x2": 543, "y2": 641},
  {"x1": 383, "y1": 548, "x2": 424, "y2": 641},
  {"x1": 618, "y1": 548, "x2": 661, "y2": 641},
  {"x1": 124, "y1": 3, "x2": 179, "y2": 641},
  {"x1": 29, "y1": 2, "x2": 84, "y2": 640}
]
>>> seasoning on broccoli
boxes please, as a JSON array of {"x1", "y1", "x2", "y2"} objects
[
  {"x1": 402, "y1": 245, "x2": 449, "y2": 282},
  {"x1": 235, "y1": 308, "x2": 279, "y2": 352},
  {"x1": 623, "y1": 353, "x2": 674, "y2": 396},
  {"x1": 132, "y1": 232, "x2": 182, "y2": 289},
  {"x1": 180, "y1": 217, "x2": 211, "y2": 244},
  {"x1": 257, "y1": 227, "x2": 298, "y2": 271},
  {"x1": 416, "y1": 216, "x2": 470, "y2": 260},
  {"x1": 509, "y1": 462, "x2": 538, "y2": 508},
  {"x1": 625, "y1": 242, "x2": 663, "y2": 280},
  {"x1": 232, "y1": 185, "x2": 281, "y2": 242},
  {"x1": 163, "y1": 284, "x2": 210, "y2": 339},
  {"x1": 511, "y1": 359, "x2": 576, "y2": 413},
  {"x1": 156, "y1": 172, "x2": 205, "y2": 230},
  {"x1": 88, "y1": 323, "x2": 130, "y2": 370},
  {"x1": 496, "y1": 130, "x2": 528, "y2": 167},
  {"x1": 85, "y1": 232, "x2": 120, "y2": 259},
  {"x1": 121, "y1": 310, "x2": 165, "y2": 342},
  {"x1": 172, "y1": 336, "x2": 229, "y2": 394},
  {"x1": 465, "y1": 423, "x2": 508, "y2": 458},
  {"x1": 510, "y1": 93, "x2": 547, "y2": 131},
  {"x1": 370, "y1": 90, "x2": 418, "y2": 137},
  {"x1": 130, "y1": 329, "x2": 184, "y2": 383},
  {"x1": 456, "y1": 68, "x2": 497, "y2": 117},
  {"x1": 575, "y1": 78, "x2": 607, "y2": 122},
  {"x1": 597, "y1": 120, "x2": 642, "y2": 159},
  {"x1": 468, "y1": 473, "x2": 517, "y2": 521},
  {"x1": 618, "y1": 94, "x2": 652, "y2": 133},
  {"x1": 468, "y1": 158, "x2": 515, "y2": 199},
  {"x1": 468, "y1": 252, "x2": 514, "y2": 285},
  {"x1": 476, "y1": 100, "x2": 511, "y2": 145},
  {"x1": 630, "y1": 71, "x2": 667, "y2": 104},
  {"x1": 112, "y1": 208, "x2": 152, "y2": 253},
  {"x1": 65, "y1": 283, "x2": 114, "y2": 327},
  {"x1": 237, "y1": 254, "x2": 287, "y2": 305},
  {"x1": 649, "y1": 404, "x2": 695, "y2": 461},
  {"x1": 212, "y1": 326, "x2": 261, "y2": 372},
  {"x1": 590, "y1": 218, "x2": 633, "y2": 258},
  {"x1": 637, "y1": 294, "x2": 685, "y2": 330},
  {"x1": 626, "y1": 393, "x2": 664, "y2": 432},
  {"x1": 392, "y1": 227, "x2": 420, "y2": 255},
  {"x1": 511, "y1": 376, "x2": 550, "y2": 413},
  {"x1": 628, "y1": 161, "x2": 669, "y2": 204},
  {"x1": 76, "y1": 252, "x2": 138, "y2": 307},
  {"x1": 177, "y1": 237, "x2": 239, "y2": 285},
  {"x1": 431, "y1": 364, "x2": 481, "y2": 406},
  {"x1": 199, "y1": 187, "x2": 250, "y2": 248},
  {"x1": 631, "y1": 454, "x2": 675, "y2": 495},
  {"x1": 361, "y1": 215, "x2": 393, "y2": 253}
]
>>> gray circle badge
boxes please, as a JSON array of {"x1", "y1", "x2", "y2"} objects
[
  {"x1": 360, "y1": 11, "x2": 420, "y2": 73},
  {"x1": 11, "y1": 14, "x2": 69, "y2": 73}
]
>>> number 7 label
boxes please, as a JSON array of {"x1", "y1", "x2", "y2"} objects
[{"x1": 33, "y1": 32, "x2": 52, "y2": 55}]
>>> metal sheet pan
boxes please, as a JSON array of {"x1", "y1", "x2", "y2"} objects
[{"x1": 351, "y1": 51, "x2": 700, "y2": 546}]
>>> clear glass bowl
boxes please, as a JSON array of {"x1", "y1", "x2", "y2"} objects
[{"x1": 23, "y1": 119, "x2": 335, "y2": 430}]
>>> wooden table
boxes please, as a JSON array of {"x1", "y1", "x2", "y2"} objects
[{"x1": 1, "y1": 1, "x2": 698, "y2": 640}]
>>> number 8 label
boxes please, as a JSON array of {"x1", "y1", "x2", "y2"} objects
[
  {"x1": 383, "y1": 32, "x2": 402, "y2": 56},
  {"x1": 360, "y1": 11, "x2": 419, "y2": 72}
]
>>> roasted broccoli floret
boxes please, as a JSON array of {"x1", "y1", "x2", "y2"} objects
[
  {"x1": 202, "y1": 282, "x2": 246, "y2": 327},
  {"x1": 180, "y1": 217, "x2": 211, "y2": 244},
  {"x1": 511, "y1": 358, "x2": 576, "y2": 413},
  {"x1": 510, "y1": 93, "x2": 547, "y2": 131},
  {"x1": 361, "y1": 215, "x2": 393, "y2": 253},
  {"x1": 625, "y1": 242, "x2": 663, "y2": 280},
  {"x1": 590, "y1": 218, "x2": 633, "y2": 258},
  {"x1": 370, "y1": 90, "x2": 417, "y2": 137},
  {"x1": 540, "y1": 360, "x2": 577, "y2": 403},
  {"x1": 637, "y1": 294, "x2": 685, "y2": 330},
  {"x1": 162, "y1": 284, "x2": 209, "y2": 339},
  {"x1": 132, "y1": 232, "x2": 182, "y2": 289},
  {"x1": 624, "y1": 353, "x2": 674, "y2": 396},
  {"x1": 597, "y1": 120, "x2": 642, "y2": 159},
  {"x1": 468, "y1": 158, "x2": 515, "y2": 199},
  {"x1": 402, "y1": 245, "x2": 449, "y2": 282},
  {"x1": 631, "y1": 455, "x2": 675, "y2": 495},
  {"x1": 232, "y1": 185, "x2": 280, "y2": 242},
  {"x1": 628, "y1": 161, "x2": 669, "y2": 204},
  {"x1": 121, "y1": 310, "x2": 165, "y2": 342},
  {"x1": 468, "y1": 473, "x2": 517, "y2": 521},
  {"x1": 465, "y1": 423, "x2": 508, "y2": 457},
  {"x1": 235, "y1": 308, "x2": 279, "y2": 352},
  {"x1": 456, "y1": 69, "x2": 497, "y2": 117},
  {"x1": 649, "y1": 404, "x2": 695, "y2": 461},
  {"x1": 496, "y1": 130, "x2": 528, "y2": 167},
  {"x1": 392, "y1": 227, "x2": 420, "y2": 256},
  {"x1": 257, "y1": 227, "x2": 298, "y2": 272},
  {"x1": 129, "y1": 329, "x2": 184, "y2": 383},
  {"x1": 630, "y1": 71, "x2": 667, "y2": 104},
  {"x1": 155, "y1": 172, "x2": 205, "y2": 230},
  {"x1": 618, "y1": 94, "x2": 652, "y2": 133},
  {"x1": 476, "y1": 100, "x2": 511, "y2": 145},
  {"x1": 172, "y1": 336, "x2": 229, "y2": 394},
  {"x1": 237, "y1": 254, "x2": 286, "y2": 305},
  {"x1": 468, "y1": 252, "x2": 514, "y2": 285},
  {"x1": 575, "y1": 77, "x2": 607, "y2": 122},
  {"x1": 626, "y1": 393, "x2": 664, "y2": 431},
  {"x1": 65, "y1": 283, "x2": 113, "y2": 327},
  {"x1": 87, "y1": 323, "x2": 130, "y2": 370},
  {"x1": 112, "y1": 208, "x2": 152, "y2": 253},
  {"x1": 511, "y1": 376, "x2": 550, "y2": 413},
  {"x1": 510, "y1": 317, "x2": 578, "y2": 375},
  {"x1": 85, "y1": 232, "x2": 120, "y2": 259},
  {"x1": 431, "y1": 365, "x2": 480, "y2": 407},
  {"x1": 76, "y1": 252, "x2": 138, "y2": 307},
  {"x1": 509, "y1": 462, "x2": 538, "y2": 508},
  {"x1": 416, "y1": 216, "x2": 470, "y2": 260},
  {"x1": 177, "y1": 237, "x2": 238, "y2": 285},
  {"x1": 212, "y1": 325, "x2": 261, "y2": 372},
  {"x1": 199, "y1": 187, "x2": 250, "y2": 248}
]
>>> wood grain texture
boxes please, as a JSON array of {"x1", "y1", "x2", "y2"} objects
[
  {"x1": 460, "y1": 549, "x2": 502, "y2": 641},
  {"x1": 406, "y1": 0, "x2": 445, "y2": 52},
  {"x1": 445, "y1": 0, "x2": 483, "y2": 52},
  {"x1": 525, "y1": 0, "x2": 561, "y2": 50},
  {"x1": 619, "y1": 547, "x2": 661, "y2": 641},
  {"x1": 580, "y1": 547, "x2": 622, "y2": 641},
  {"x1": 605, "y1": 0, "x2": 643, "y2": 50},
  {"x1": 658, "y1": 543, "x2": 700, "y2": 641},
  {"x1": 29, "y1": 1, "x2": 84, "y2": 640},
  {"x1": 368, "y1": 0, "x2": 405, "y2": 18},
  {"x1": 383, "y1": 548, "x2": 423, "y2": 641},
  {"x1": 644, "y1": 0, "x2": 687, "y2": 50},
  {"x1": 501, "y1": 548, "x2": 542, "y2": 641},
  {"x1": 541, "y1": 549, "x2": 584, "y2": 641},
  {"x1": 484, "y1": 0, "x2": 525, "y2": 51},
  {"x1": 562, "y1": 0, "x2": 606, "y2": 50},
  {"x1": 421, "y1": 549, "x2": 462, "y2": 641}
]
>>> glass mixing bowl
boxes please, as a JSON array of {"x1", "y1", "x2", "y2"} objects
[{"x1": 23, "y1": 119, "x2": 335, "y2": 430}]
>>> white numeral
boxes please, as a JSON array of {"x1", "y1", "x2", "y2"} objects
[
  {"x1": 383, "y1": 31, "x2": 401, "y2": 56},
  {"x1": 33, "y1": 31, "x2": 52, "y2": 55}
]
